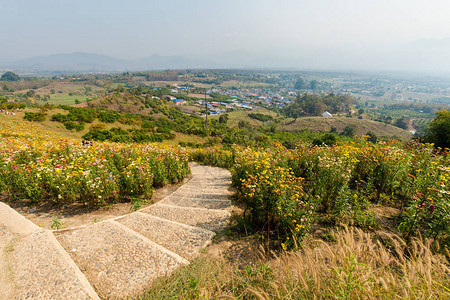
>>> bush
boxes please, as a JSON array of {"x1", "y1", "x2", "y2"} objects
[
  {"x1": 424, "y1": 110, "x2": 450, "y2": 149},
  {"x1": 24, "y1": 112, "x2": 47, "y2": 122},
  {"x1": 64, "y1": 121, "x2": 85, "y2": 131},
  {"x1": 0, "y1": 131, "x2": 190, "y2": 206},
  {"x1": 191, "y1": 140, "x2": 450, "y2": 247},
  {"x1": 248, "y1": 113, "x2": 274, "y2": 122},
  {"x1": 98, "y1": 110, "x2": 120, "y2": 123}
]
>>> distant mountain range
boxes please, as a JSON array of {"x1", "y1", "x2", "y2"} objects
[
  {"x1": 1, "y1": 51, "x2": 291, "y2": 74},
  {"x1": 3, "y1": 36, "x2": 450, "y2": 74}
]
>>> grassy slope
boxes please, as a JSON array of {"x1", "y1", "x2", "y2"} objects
[
  {"x1": 282, "y1": 117, "x2": 412, "y2": 139},
  {"x1": 211, "y1": 108, "x2": 411, "y2": 139},
  {"x1": 210, "y1": 107, "x2": 281, "y2": 128},
  {"x1": 11, "y1": 108, "x2": 207, "y2": 144}
]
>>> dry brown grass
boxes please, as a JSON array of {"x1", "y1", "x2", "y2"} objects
[
  {"x1": 140, "y1": 227, "x2": 449, "y2": 299},
  {"x1": 263, "y1": 227, "x2": 450, "y2": 299},
  {"x1": 281, "y1": 117, "x2": 412, "y2": 139}
]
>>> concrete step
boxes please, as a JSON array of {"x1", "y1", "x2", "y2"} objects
[
  {"x1": 142, "y1": 203, "x2": 230, "y2": 232},
  {"x1": 0, "y1": 202, "x2": 99, "y2": 300},
  {"x1": 176, "y1": 184, "x2": 231, "y2": 192},
  {"x1": 185, "y1": 181, "x2": 231, "y2": 187},
  {"x1": 12, "y1": 230, "x2": 99, "y2": 300},
  {"x1": 160, "y1": 195, "x2": 232, "y2": 210},
  {"x1": 55, "y1": 220, "x2": 188, "y2": 299},
  {"x1": 117, "y1": 212, "x2": 216, "y2": 260},
  {"x1": 171, "y1": 187, "x2": 231, "y2": 201}
]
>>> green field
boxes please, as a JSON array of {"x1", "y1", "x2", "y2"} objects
[{"x1": 43, "y1": 93, "x2": 87, "y2": 105}]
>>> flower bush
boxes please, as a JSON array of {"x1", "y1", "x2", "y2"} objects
[
  {"x1": 0, "y1": 120, "x2": 189, "y2": 206},
  {"x1": 190, "y1": 139, "x2": 449, "y2": 248}
]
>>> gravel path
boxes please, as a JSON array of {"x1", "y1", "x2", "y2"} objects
[{"x1": 1, "y1": 163, "x2": 233, "y2": 299}]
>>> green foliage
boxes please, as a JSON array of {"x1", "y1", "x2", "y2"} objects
[
  {"x1": 334, "y1": 255, "x2": 372, "y2": 300},
  {"x1": 82, "y1": 127, "x2": 170, "y2": 143},
  {"x1": 63, "y1": 121, "x2": 85, "y2": 131},
  {"x1": 1, "y1": 71, "x2": 20, "y2": 82},
  {"x1": 248, "y1": 113, "x2": 274, "y2": 122},
  {"x1": 393, "y1": 117, "x2": 408, "y2": 129},
  {"x1": 98, "y1": 110, "x2": 120, "y2": 123},
  {"x1": 365, "y1": 131, "x2": 378, "y2": 143},
  {"x1": 218, "y1": 113, "x2": 229, "y2": 124},
  {"x1": 424, "y1": 110, "x2": 450, "y2": 149},
  {"x1": 51, "y1": 217, "x2": 63, "y2": 229},
  {"x1": 312, "y1": 133, "x2": 337, "y2": 146},
  {"x1": 294, "y1": 77, "x2": 306, "y2": 89},
  {"x1": 24, "y1": 112, "x2": 47, "y2": 122},
  {"x1": 284, "y1": 93, "x2": 356, "y2": 117},
  {"x1": 342, "y1": 124, "x2": 357, "y2": 137},
  {"x1": 0, "y1": 140, "x2": 190, "y2": 206},
  {"x1": 51, "y1": 107, "x2": 97, "y2": 123},
  {"x1": 192, "y1": 140, "x2": 450, "y2": 247}
]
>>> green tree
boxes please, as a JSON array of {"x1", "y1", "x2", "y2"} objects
[
  {"x1": 1, "y1": 71, "x2": 20, "y2": 81},
  {"x1": 218, "y1": 113, "x2": 229, "y2": 124},
  {"x1": 294, "y1": 78, "x2": 306, "y2": 90},
  {"x1": 310, "y1": 80, "x2": 319, "y2": 90},
  {"x1": 424, "y1": 110, "x2": 450, "y2": 149},
  {"x1": 342, "y1": 124, "x2": 357, "y2": 137},
  {"x1": 366, "y1": 131, "x2": 378, "y2": 143},
  {"x1": 394, "y1": 117, "x2": 408, "y2": 129}
]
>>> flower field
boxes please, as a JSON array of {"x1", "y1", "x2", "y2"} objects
[
  {"x1": 0, "y1": 119, "x2": 189, "y2": 206},
  {"x1": 191, "y1": 140, "x2": 450, "y2": 249}
]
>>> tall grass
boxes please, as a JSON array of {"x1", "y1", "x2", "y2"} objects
[{"x1": 138, "y1": 227, "x2": 449, "y2": 299}]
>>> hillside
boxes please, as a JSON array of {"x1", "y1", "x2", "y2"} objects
[
  {"x1": 1, "y1": 109, "x2": 448, "y2": 299},
  {"x1": 211, "y1": 109, "x2": 412, "y2": 140},
  {"x1": 282, "y1": 116, "x2": 412, "y2": 139}
]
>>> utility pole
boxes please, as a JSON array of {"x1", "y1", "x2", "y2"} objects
[{"x1": 205, "y1": 89, "x2": 208, "y2": 136}]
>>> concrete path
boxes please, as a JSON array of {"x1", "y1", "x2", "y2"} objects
[{"x1": 0, "y1": 163, "x2": 232, "y2": 299}]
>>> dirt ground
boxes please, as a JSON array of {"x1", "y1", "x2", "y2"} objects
[{"x1": 6, "y1": 175, "x2": 192, "y2": 230}]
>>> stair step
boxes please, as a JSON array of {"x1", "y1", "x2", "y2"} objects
[
  {"x1": 117, "y1": 212, "x2": 215, "y2": 259},
  {"x1": 177, "y1": 184, "x2": 231, "y2": 192},
  {"x1": 160, "y1": 195, "x2": 232, "y2": 210},
  {"x1": 171, "y1": 188, "x2": 231, "y2": 200},
  {"x1": 12, "y1": 229, "x2": 99, "y2": 300},
  {"x1": 142, "y1": 203, "x2": 230, "y2": 232},
  {"x1": 55, "y1": 220, "x2": 188, "y2": 299},
  {"x1": 186, "y1": 181, "x2": 230, "y2": 187}
]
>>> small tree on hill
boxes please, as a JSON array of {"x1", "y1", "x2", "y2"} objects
[
  {"x1": 424, "y1": 110, "x2": 450, "y2": 149},
  {"x1": 1, "y1": 71, "x2": 20, "y2": 82},
  {"x1": 294, "y1": 78, "x2": 306, "y2": 90},
  {"x1": 218, "y1": 113, "x2": 229, "y2": 124},
  {"x1": 342, "y1": 124, "x2": 357, "y2": 137}
]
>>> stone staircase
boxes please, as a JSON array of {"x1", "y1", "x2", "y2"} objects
[{"x1": 0, "y1": 163, "x2": 232, "y2": 299}]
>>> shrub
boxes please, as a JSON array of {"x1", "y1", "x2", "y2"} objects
[{"x1": 24, "y1": 112, "x2": 47, "y2": 122}]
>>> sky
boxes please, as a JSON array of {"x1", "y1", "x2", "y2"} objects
[{"x1": 1, "y1": 0, "x2": 450, "y2": 71}]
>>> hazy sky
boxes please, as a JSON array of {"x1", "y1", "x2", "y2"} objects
[{"x1": 1, "y1": 0, "x2": 450, "y2": 70}]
